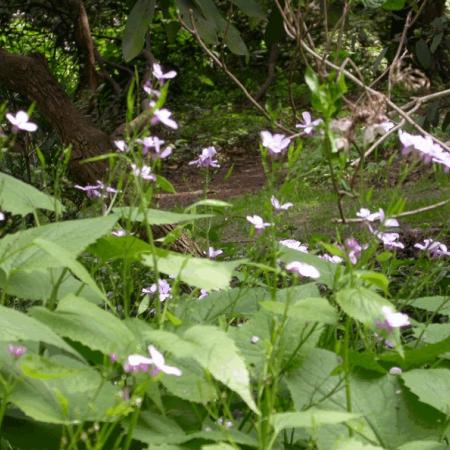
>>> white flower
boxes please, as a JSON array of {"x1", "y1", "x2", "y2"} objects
[
  {"x1": 207, "y1": 247, "x2": 223, "y2": 259},
  {"x1": 381, "y1": 306, "x2": 410, "y2": 329},
  {"x1": 389, "y1": 367, "x2": 403, "y2": 375},
  {"x1": 246, "y1": 215, "x2": 272, "y2": 231},
  {"x1": 152, "y1": 108, "x2": 178, "y2": 129},
  {"x1": 280, "y1": 239, "x2": 308, "y2": 253},
  {"x1": 286, "y1": 261, "x2": 320, "y2": 279},
  {"x1": 296, "y1": 111, "x2": 322, "y2": 135},
  {"x1": 114, "y1": 140, "x2": 128, "y2": 152},
  {"x1": 148, "y1": 345, "x2": 182, "y2": 376},
  {"x1": 131, "y1": 164, "x2": 156, "y2": 181},
  {"x1": 320, "y1": 253, "x2": 343, "y2": 264},
  {"x1": 6, "y1": 111, "x2": 38, "y2": 132},
  {"x1": 260, "y1": 131, "x2": 291, "y2": 155},
  {"x1": 152, "y1": 63, "x2": 177, "y2": 82},
  {"x1": 271, "y1": 196, "x2": 293, "y2": 211}
]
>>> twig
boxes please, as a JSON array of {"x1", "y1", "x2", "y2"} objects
[{"x1": 401, "y1": 88, "x2": 450, "y2": 111}]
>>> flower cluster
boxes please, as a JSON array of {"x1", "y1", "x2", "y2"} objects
[
  {"x1": 142, "y1": 279, "x2": 171, "y2": 302},
  {"x1": 415, "y1": 239, "x2": 450, "y2": 258},
  {"x1": 75, "y1": 180, "x2": 119, "y2": 199},
  {"x1": 131, "y1": 163, "x2": 156, "y2": 181},
  {"x1": 8, "y1": 344, "x2": 27, "y2": 358},
  {"x1": 399, "y1": 130, "x2": 450, "y2": 171}
]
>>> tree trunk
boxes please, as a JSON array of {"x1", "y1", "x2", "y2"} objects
[{"x1": 0, "y1": 48, "x2": 108, "y2": 184}]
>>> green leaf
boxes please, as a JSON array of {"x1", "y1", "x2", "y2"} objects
[
  {"x1": 0, "y1": 171, "x2": 64, "y2": 216},
  {"x1": 156, "y1": 175, "x2": 176, "y2": 193},
  {"x1": 122, "y1": 0, "x2": 156, "y2": 61},
  {"x1": 229, "y1": 0, "x2": 264, "y2": 18},
  {"x1": 335, "y1": 287, "x2": 393, "y2": 326},
  {"x1": 382, "y1": 0, "x2": 406, "y2": 11},
  {"x1": 202, "y1": 445, "x2": 235, "y2": 450},
  {"x1": 415, "y1": 39, "x2": 432, "y2": 70},
  {"x1": 184, "y1": 199, "x2": 232, "y2": 211},
  {"x1": 401, "y1": 369, "x2": 450, "y2": 415},
  {"x1": 271, "y1": 409, "x2": 360, "y2": 436},
  {"x1": 396, "y1": 442, "x2": 447, "y2": 450},
  {"x1": 142, "y1": 249, "x2": 244, "y2": 290},
  {"x1": 260, "y1": 297, "x2": 338, "y2": 325},
  {"x1": 0, "y1": 305, "x2": 79, "y2": 357},
  {"x1": 408, "y1": 296, "x2": 450, "y2": 316},
  {"x1": 6, "y1": 354, "x2": 120, "y2": 424},
  {"x1": 32, "y1": 238, "x2": 106, "y2": 301},
  {"x1": 89, "y1": 235, "x2": 152, "y2": 262},
  {"x1": 114, "y1": 207, "x2": 212, "y2": 225},
  {"x1": 30, "y1": 295, "x2": 138, "y2": 358},
  {"x1": 136, "y1": 325, "x2": 258, "y2": 414},
  {"x1": 333, "y1": 438, "x2": 383, "y2": 449},
  {"x1": 0, "y1": 215, "x2": 118, "y2": 275}
]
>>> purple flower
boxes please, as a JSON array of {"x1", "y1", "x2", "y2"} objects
[
  {"x1": 189, "y1": 146, "x2": 220, "y2": 168},
  {"x1": 114, "y1": 140, "x2": 128, "y2": 152},
  {"x1": 377, "y1": 306, "x2": 410, "y2": 331},
  {"x1": 246, "y1": 215, "x2": 272, "y2": 231},
  {"x1": 142, "y1": 279, "x2": 171, "y2": 302},
  {"x1": 8, "y1": 344, "x2": 27, "y2": 358},
  {"x1": 374, "y1": 231, "x2": 404, "y2": 250},
  {"x1": 286, "y1": 261, "x2": 320, "y2": 279},
  {"x1": 345, "y1": 238, "x2": 366, "y2": 264},
  {"x1": 6, "y1": 111, "x2": 37, "y2": 132},
  {"x1": 74, "y1": 183, "x2": 102, "y2": 199},
  {"x1": 152, "y1": 108, "x2": 178, "y2": 130},
  {"x1": 207, "y1": 247, "x2": 223, "y2": 259},
  {"x1": 112, "y1": 229, "x2": 127, "y2": 237},
  {"x1": 131, "y1": 164, "x2": 156, "y2": 181},
  {"x1": 260, "y1": 131, "x2": 291, "y2": 155},
  {"x1": 152, "y1": 63, "x2": 177, "y2": 83},
  {"x1": 143, "y1": 81, "x2": 161, "y2": 97},
  {"x1": 138, "y1": 136, "x2": 172, "y2": 159},
  {"x1": 109, "y1": 352, "x2": 118, "y2": 363},
  {"x1": 124, "y1": 354, "x2": 153, "y2": 373},
  {"x1": 198, "y1": 288, "x2": 209, "y2": 300},
  {"x1": 389, "y1": 367, "x2": 402, "y2": 375},
  {"x1": 415, "y1": 239, "x2": 450, "y2": 257},
  {"x1": 271, "y1": 196, "x2": 293, "y2": 211},
  {"x1": 296, "y1": 111, "x2": 322, "y2": 135},
  {"x1": 148, "y1": 345, "x2": 182, "y2": 376},
  {"x1": 280, "y1": 239, "x2": 308, "y2": 253}
]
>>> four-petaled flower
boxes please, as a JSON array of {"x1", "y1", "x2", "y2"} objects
[
  {"x1": 415, "y1": 239, "x2": 450, "y2": 258},
  {"x1": 207, "y1": 247, "x2": 223, "y2": 259},
  {"x1": 152, "y1": 63, "x2": 177, "y2": 83},
  {"x1": 345, "y1": 237, "x2": 366, "y2": 264},
  {"x1": 152, "y1": 108, "x2": 178, "y2": 130},
  {"x1": 8, "y1": 344, "x2": 27, "y2": 358},
  {"x1": 142, "y1": 279, "x2": 171, "y2": 302},
  {"x1": 198, "y1": 288, "x2": 209, "y2": 300},
  {"x1": 377, "y1": 306, "x2": 410, "y2": 331},
  {"x1": 143, "y1": 81, "x2": 161, "y2": 97},
  {"x1": 271, "y1": 196, "x2": 293, "y2": 211},
  {"x1": 280, "y1": 239, "x2": 308, "y2": 253},
  {"x1": 137, "y1": 136, "x2": 173, "y2": 159},
  {"x1": 296, "y1": 111, "x2": 322, "y2": 135},
  {"x1": 6, "y1": 111, "x2": 38, "y2": 132},
  {"x1": 114, "y1": 140, "x2": 128, "y2": 152},
  {"x1": 260, "y1": 131, "x2": 291, "y2": 155},
  {"x1": 131, "y1": 164, "x2": 156, "y2": 181},
  {"x1": 247, "y1": 215, "x2": 272, "y2": 232},
  {"x1": 285, "y1": 261, "x2": 320, "y2": 279},
  {"x1": 189, "y1": 146, "x2": 220, "y2": 168},
  {"x1": 124, "y1": 345, "x2": 181, "y2": 376},
  {"x1": 320, "y1": 253, "x2": 343, "y2": 264}
]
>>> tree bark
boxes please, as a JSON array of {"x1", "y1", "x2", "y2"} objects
[{"x1": 0, "y1": 47, "x2": 109, "y2": 184}]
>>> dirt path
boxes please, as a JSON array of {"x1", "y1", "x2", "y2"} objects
[{"x1": 157, "y1": 151, "x2": 267, "y2": 208}]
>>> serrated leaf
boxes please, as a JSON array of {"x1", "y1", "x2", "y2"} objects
[
  {"x1": 0, "y1": 305, "x2": 79, "y2": 357},
  {"x1": 0, "y1": 171, "x2": 64, "y2": 216},
  {"x1": 401, "y1": 369, "x2": 450, "y2": 415},
  {"x1": 260, "y1": 297, "x2": 338, "y2": 324},
  {"x1": 142, "y1": 249, "x2": 243, "y2": 290},
  {"x1": 114, "y1": 206, "x2": 212, "y2": 224},
  {"x1": 272, "y1": 410, "x2": 360, "y2": 436},
  {"x1": 122, "y1": 0, "x2": 156, "y2": 61},
  {"x1": 30, "y1": 295, "x2": 137, "y2": 358}
]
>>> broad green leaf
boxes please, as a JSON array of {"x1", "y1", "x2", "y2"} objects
[
  {"x1": 272, "y1": 410, "x2": 360, "y2": 436},
  {"x1": 133, "y1": 411, "x2": 257, "y2": 447},
  {"x1": 122, "y1": 0, "x2": 156, "y2": 61},
  {"x1": 30, "y1": 295, "x2": 137, "y2": 358},
  {"x1": 114, "y1": 206, "x2": 212, "y2": 224},
  {"x1": 202, "y1": 445, "x2": 235, "y2": 450},
  {"x1": 408, "y1": 296, "x2": 450, "y2": 316},
  {"x1": 229, "y1": 0, "x2": 264, "y2": 18},
  {"x1": 89, "y1": 235, "x2": 152, "y2": 262},
  {"x1": 260, "y1": 297, "x2": 338, "y2": 325},
  {"x1": 401, "y1": 369, "x2": 450, "y2": 415},
  {"x1": 0, "y1": 215, "x2": 118, "y2": 275},
  {"x1": 333, "y1": 438, "x2": 383, "y2": 449},
  {"x1": 135, "y1": 325, "x2": 258, "y2": 414},
  {"x1": 0, "y1": 305, "x2": 79, "y2": 357},
  {"x1": 396, "y1": 442, "x2": 447, "y2": 450},
  {"x1": 185, "y1": 199, "x2": 232, "y2": 211},
  {"x1": 415, "y1": 39, "x2": 432, "y2": 70},
  {"x1": 382, "y1": 0, "x2": 406, "y2": 10},
  {"x1": 32, "y1": 238, "x2": 106, "y2": 301},
  {"x1": 335, "y1": 287, "x2": 393, "y2": 326},
  {"x1": 0, "y1": 171, "x2": 64, "y2": 216},
  {"x1": 142, "y1": 250, "x2": 243, "y2": 290},
  {"x1": 0, "y1": 267, "x2": 104, "y2": 304},
  {"x1": 7, "y1": 354, "x2": 121, "y2": 424}
]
